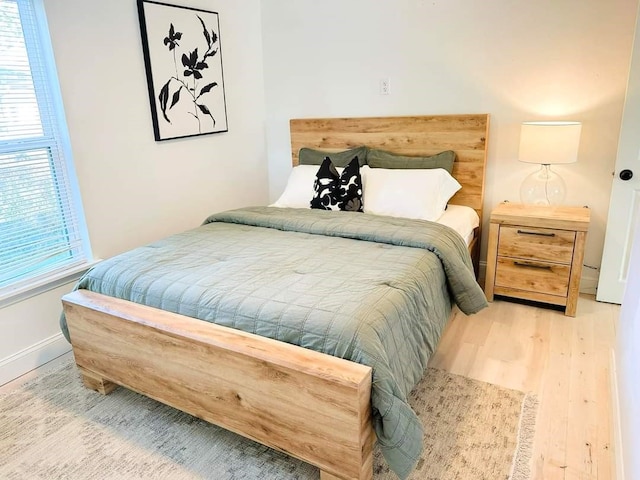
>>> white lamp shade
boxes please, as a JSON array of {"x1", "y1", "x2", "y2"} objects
[{"x1": 519, "y1": 121, "x2": 582, "y2": 165}]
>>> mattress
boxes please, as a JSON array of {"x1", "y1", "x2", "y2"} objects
[{"x1": 436, "y1": 204, "x2": 480, "y2": 246}]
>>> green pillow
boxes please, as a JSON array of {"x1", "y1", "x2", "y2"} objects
[
  {"x1": 366, "y1": 149, "x2": 456, "y2": 174},
  {"x1": 298, "y1": 146, "x2": 368, "y2": 167}
]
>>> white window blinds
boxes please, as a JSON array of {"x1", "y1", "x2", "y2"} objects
[{"x1": 0, "y1": 0, "x2": 91, "y2": 294}]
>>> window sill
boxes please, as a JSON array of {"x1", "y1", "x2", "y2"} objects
[{"x1": 0, "y1": 260, "x2": 101, "y2": 309}]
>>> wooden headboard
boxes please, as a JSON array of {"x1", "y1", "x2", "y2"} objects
[{"x1": 289, "y1": 114, "x2": 490, "y2": 274}]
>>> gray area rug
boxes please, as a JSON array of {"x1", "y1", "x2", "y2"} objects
[{"x1": 0, "y1": 358, "x2": 537, "y2": 479}]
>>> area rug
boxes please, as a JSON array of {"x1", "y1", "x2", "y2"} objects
[{"x1": 0, "y1": 358, "x2": 537, "y2": 480}]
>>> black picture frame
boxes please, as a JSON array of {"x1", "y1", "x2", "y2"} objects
[{"x1": 137, "y1": 0, "x2": 228, "y2": 141}]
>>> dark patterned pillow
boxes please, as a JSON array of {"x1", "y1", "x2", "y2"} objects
[
  {"x1": 337, "y1": 156, "x2": 364, "y2": 212},
  {"x1": 310, "y1": 157, "x2": 340, "y2": 210},
  {"x1": 310, "y1": 157, "x2": 363, "y2": 212}
]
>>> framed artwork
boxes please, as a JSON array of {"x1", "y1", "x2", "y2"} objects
[{"x1": 137, "y1": 0, "x2": 228, "y2": 141}]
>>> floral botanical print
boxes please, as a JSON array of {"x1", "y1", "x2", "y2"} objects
[
  {"x1": 158, "y1": 16, "x2": 220, "y2": 130},
  {"x1": 137, "y1": 1, "x2": 228, "y2": 140}
]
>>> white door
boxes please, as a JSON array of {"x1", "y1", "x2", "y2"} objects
[
  {"x1": 597, "y1": 8, "x2": 640, "y2": 304},
  {"x1": 616, "y1": 216, "x2": 640, "y2": 480}
]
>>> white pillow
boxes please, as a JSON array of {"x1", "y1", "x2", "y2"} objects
[
  {"x1": 271, "y1": 164, "x2": 343, "y2": 208},
  {"x1": 361, "y1": 166, "x2": 462, "y2": 221}
]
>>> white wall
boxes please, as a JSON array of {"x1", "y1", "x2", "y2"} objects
[
  {"x1": 261, "y1": 0, "x2": 639, "y2": 292},
  {"x1": 48, "y1": 0, "x2": 268, "y2": 259},
  {"x1": 0, "y1": 0, "x2": 267, "y2": 383}
]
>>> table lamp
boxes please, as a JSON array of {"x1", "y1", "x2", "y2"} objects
[{"x1": 519, "y1": 121, "x2": 582, "y2": 205}]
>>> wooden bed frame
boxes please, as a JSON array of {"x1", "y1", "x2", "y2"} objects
[{"x1": 62, "y1": 114, "x2": 489, "y2": 480}]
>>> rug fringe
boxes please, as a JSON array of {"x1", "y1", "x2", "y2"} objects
[{"x1": 509, "y1": 392, "x2": 539, "y2": 480}]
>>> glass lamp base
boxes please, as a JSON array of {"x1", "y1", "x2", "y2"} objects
[{"x1": 520, "y1": 164, "x2": 566, "y2": 206}]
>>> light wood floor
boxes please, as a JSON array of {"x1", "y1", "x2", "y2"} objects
[
  {"x1": 2, "y1": 294, "x2": 619, "y2": 479},
  {"x1": 429, "y1": 294, "x2": 619, "y2": 480}
]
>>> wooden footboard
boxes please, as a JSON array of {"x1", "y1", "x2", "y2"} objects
[{"x1": 62, "y1": 290, "x2": 374, "y2": 480}]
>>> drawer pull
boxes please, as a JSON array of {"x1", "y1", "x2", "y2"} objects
[
  {"x1": 517, "y1": 229, "x2": 556, "y2": 237},
  {"x1": 513, "y1": 261, "x2": 553, "y2": 270}
]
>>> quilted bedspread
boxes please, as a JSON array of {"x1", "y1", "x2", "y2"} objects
[{"x1": 60, "y1": 206, "x2": 487, "y2": 479}]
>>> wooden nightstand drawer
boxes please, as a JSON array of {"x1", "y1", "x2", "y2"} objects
[
  {"x1": 494, "y1": 257, "x2": 570, "y2": 296},
  {"x1": 497, "y1": 226, "x2": 575, "y2": 264}
]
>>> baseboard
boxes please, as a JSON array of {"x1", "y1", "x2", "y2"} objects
[
  {"x1": 580, "y1": 270, "x2": 599, "y2": 296},
  {"x1": 610, "y1": 349, "x2": 625, "y2": 480},
  {"x1": 0, "y1": 333, "x2": 71, "y2": 386}
]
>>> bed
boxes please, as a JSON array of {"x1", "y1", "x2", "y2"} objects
[{"x1": 61, "y1": 114, "x2": 490, "y2": 480}]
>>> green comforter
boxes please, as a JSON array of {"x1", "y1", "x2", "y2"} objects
[{"x1": 61, "y1": 207, "x2": 487, "y2": 479}]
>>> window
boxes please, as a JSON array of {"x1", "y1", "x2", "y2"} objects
[{"x1": 0, "y1": 0, "x2": 92, "y2": 299}]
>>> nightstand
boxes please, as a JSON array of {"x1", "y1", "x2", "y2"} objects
[{"x1": 484, "y1": 202, "x2": 590, "y2": 317}]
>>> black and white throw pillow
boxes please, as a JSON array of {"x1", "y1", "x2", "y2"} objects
[
  {"x1": 337, "y1": 156, "x2": 364, "y2": 212},
  {"x1": 310, "y1": 157, "x2": 340, "y2": 210},
  {"x1": 310, "y1": 156, "x2": 363, "y2": 212}
]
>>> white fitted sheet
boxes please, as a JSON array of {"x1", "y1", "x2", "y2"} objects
[
  {"x1": 436, "y1": 204, "x2": 480, "y2": 246},
  {"x1": 269, "y1": 201, "x2": 479, "y2": 246}
]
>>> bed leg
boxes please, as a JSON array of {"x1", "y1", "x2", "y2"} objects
[
  {"x1": 78, "y1": 366, "x2": 117, "y2": 395},
  {"x1": 319, "y1": 465, "x2": 373, "y2": 480},
  {"x1": 320, "y1": 472, "x2": 341, "y2": 480}
]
